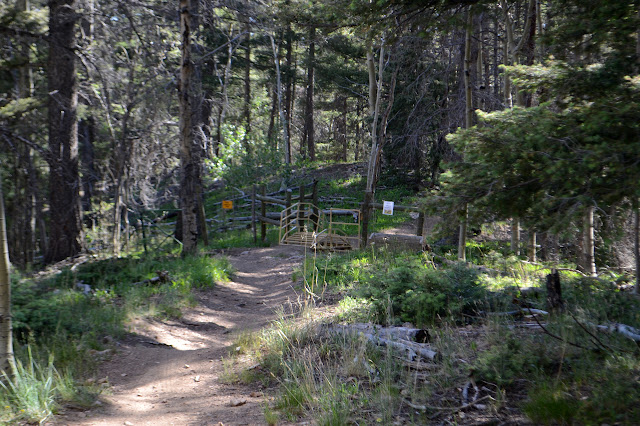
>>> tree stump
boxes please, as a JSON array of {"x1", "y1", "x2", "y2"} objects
[{"x1": 546, "y1": 269, "x2": 563, "y2": 312}]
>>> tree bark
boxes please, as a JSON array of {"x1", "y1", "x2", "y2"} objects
[
  {"x1": 242, "y1": 22, "x2": 252, "y2": 152},
  {"x1": 511, "y1": 217, "x2": 520, "y2": 255},
  {"x1": 178, "y1": 0, "x2": 204, "y2": 255},
  {"x1": 46, "y1": 0, "x2": 83, "y2": 263},
  {"x1": 458, "y1": 9, "x2": 473, "y2": 262},
  {"x1": 267, "y1": 82, "x2": 277, "y2": 148},
  {"x1": 302, "y1": 25, "x2": 316, "y2": 161},
  {"x1": 545, "y1": 270, "x2": 563, "y2": 312},
  {"x1": 583, "y1": 205, "x2": 596, "y2": 277},
  {"x1": 215, "y1": 27, "x2": 234, "y2": 157},
  {"x1": 337, "y1": 95, "x2": 348, "y2": 162},
  {"x1": 528, "y1": 230, "x2": 537, "y2": 262},
  {"x1": 634, "y1": 201, "x2": 640, "y2": 294},
  {"x1": 365, "y1": 40, "x2": 384, "y2": 193},
  {"x1": 269, "y1": 34, "x2": 291, "y2": 165},
  {"x1": 284, "y1": 24, "x2": 293, "y2": 163},
  {"x1": 0, "y1": 183, "x2": 15, "y2": 377}
]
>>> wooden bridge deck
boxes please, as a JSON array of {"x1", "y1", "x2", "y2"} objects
[{"x1": 281, "y1": 231, "x2": 357, "y2": 251}]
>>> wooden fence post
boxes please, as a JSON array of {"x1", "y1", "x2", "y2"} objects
[
  {"x1": 252, "y1": 185, "x2": 257, "y2": 243},
  {"x1": 261, "y1": 184, "x2": 267, "y2": 242},
  {"x1": 298, "y1": 184, "x2": 305, "y2": 229},
  {"x1": 286, "y1": 189, "x2": 292, "y2": 235}
]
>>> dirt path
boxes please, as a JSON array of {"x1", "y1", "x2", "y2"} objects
[{"x1": 55, "y1": 245, "x2": 307, "y2": 426}]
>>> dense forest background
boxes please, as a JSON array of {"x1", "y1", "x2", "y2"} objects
[
  {"x1": 1, "y1": 1, "x2": 640, "y2": 424},
  {"x1": 1, "y1": 0, "x2": 639, "y2": 275}
]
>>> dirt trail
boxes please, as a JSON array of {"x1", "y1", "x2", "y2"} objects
[{"x1": 55, "y1": 245, "x2": 307, "y2": 426}]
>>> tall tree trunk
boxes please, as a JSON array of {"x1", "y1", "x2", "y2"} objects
[
  {"x1": 361, "y1": 39, "x2": 384, "y2": 247},
  {"x1": 215, "y1": 27, "x2": 234, "y2": 157},
  {"x1": 46, "y1": 0, "x2": 82, "y2": 264},
  {"x1": 79, "y1": 117, "x2": 96, "y2": 217},
  {"x1": 0, "y1": 183, "x2": 15, "y2": 377},
  {"x1": 511, "y1": 217, "x2": 520, "y2": 255},
  {"x1": 583, "y1": 205, "x2": 596, "y2": 277},
  {"x1": 111, "y1": 104, "x2": 134, "y2": 256},
  {"x1": 14, "y1": 0, "x2": 35, "y2": 267},
  {"x1": 365, "y1": 40, "x2": 384, "y2": 193},
  {"x1": 302, "y1": 26, "x2": 315, "y2": 161},
  {"x1": 242, "y1": 23, "x2": 252, "y2": 152},
  {"x1": 338, "y1": 96, "x2": 348, "y2": 162},
  {"x1": 355, "y1": 100, "x2": 362, "y2": 162},
  {"x1": 28, "y1": 155, "x2": 47, "y2": 256},
  {"x1": 634, "y1": 200, "x2": 640, "y2": 294},
  {"x1": 458, "y1": 9, "x2": 473, "y2": 262},
  {"x1": 178, "y1": 0, "x2": 204, "y2": 255},
  {"x1": 269, "y1": 34, "x2": 291, "y2": 165},
  {"x1": 267, "y1": 83, "x2": 277, "y2": 148},
  {"x1": 284, "y1": 24, "x2": 293, "y2": 163},
  {"x1": 528, "y1": 230, "x2": 537, "y2": 262}
]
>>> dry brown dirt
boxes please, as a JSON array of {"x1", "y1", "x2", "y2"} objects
[{"x1": 54, "y1": 245, "x2": 308, "y2": 426}]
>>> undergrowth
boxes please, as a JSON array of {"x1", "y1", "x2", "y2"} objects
[
  {"x1": 227, "y1": 240, "x2": 640, "y2": 425},
  {"x1": 3, "y1": 253, "x2": 232, "y2": 424}
]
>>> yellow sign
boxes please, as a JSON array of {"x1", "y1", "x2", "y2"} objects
[{"x1": 222, "y1": 200, "x2": 233, "y2": 210}]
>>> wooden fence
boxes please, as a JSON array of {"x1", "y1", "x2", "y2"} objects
[{"x1": 118, "y1": 180, "x2": 426, "y2": 253}]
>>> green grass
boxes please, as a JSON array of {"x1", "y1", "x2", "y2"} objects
[
  {"x1": 259, "y1": 238, "x2": 640, "y2": 424},
  {"x1": 4, "y1": 252, "x2": 233, "y2": 422}
]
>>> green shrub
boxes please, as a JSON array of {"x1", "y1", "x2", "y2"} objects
[
  {"x1": 359, "y1": 261, "x2": 487, "y2": 326},
  {"x1": 524, "y1": 384, "x2": 580, "y2": 425},
  {"x1": 473, "y1": 331, "x2": 542, "y2": 387}
]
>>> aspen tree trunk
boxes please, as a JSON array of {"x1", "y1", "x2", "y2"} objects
[
  {"x1": 528, "y1": 231, "x2": 536, "y2": 262},
  {"x1": 361, "y1": 39, "x2": 384, "y2": 247},
  {"x1": 458, "y1": 10, "x2": 473, "y2": 262},
  {"x1": 270, "y1": 35, "x2": 291, "y2": 165},
  {"x1": 0, "y1": 183, "x2": 15, "y2": 377},
  {"x1": 583, "y1": 205, "x2": 596, "y2": 277}
]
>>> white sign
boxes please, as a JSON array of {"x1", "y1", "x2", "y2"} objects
[{"x1": 382, "y1": 201, "x2": 394, "y2": 215}]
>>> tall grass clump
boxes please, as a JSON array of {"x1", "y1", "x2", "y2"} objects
[
  {"x1": 0, "y1": 346, "x2": 97, "y2": 425},
  {"x1": 1, "y1": 349, "x2": 57, "y2": 424}
]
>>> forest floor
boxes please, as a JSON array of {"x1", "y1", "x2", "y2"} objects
[{"x1": 53, "y1": 244, "x2": 309, "y2": 426}]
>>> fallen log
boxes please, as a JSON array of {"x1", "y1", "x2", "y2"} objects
[
  {"x1": 323, "y1": 323, "x2": 438, "y2": 361},
  {"x1": 131, "y1": 270, "x2": 171, "y2": 286},
  {"x1": 595, "y1": 322, "x2": 640, "y2": 342},
  {"x1": 332, "y1": 323, "x2": 430, "y2": 343},
  {"x1": 477, "y1": 308, "x2": 549, "y2": 317},
  {"x1": 429, "y1": 253, "x2": 508, "y2": 276},
  {"x1": 368, "y1": 233, "x2": 426, "y2": 252}
]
